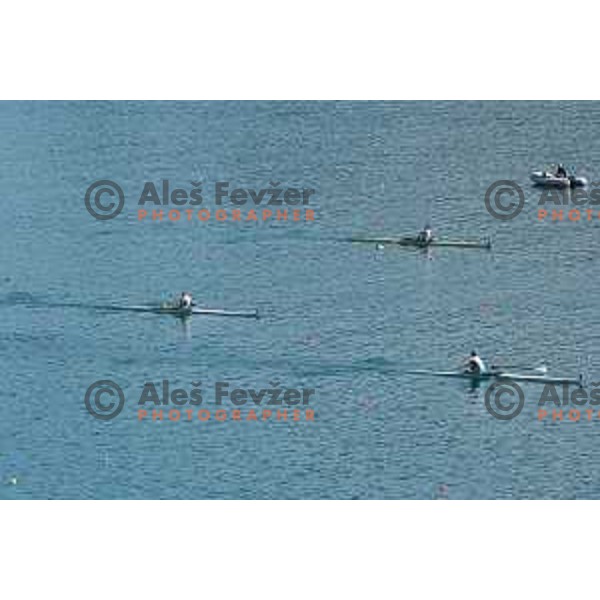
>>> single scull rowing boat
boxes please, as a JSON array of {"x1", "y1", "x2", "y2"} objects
[
  {"x1": 97, "y1": 305, "x2": 260, "y2": 318},
  {"x1": 408, "y1": 369, "x2": 582, "y2": 386},
  {"x1": 349, "y1": 235, "x2": 492, "y2": 249}
]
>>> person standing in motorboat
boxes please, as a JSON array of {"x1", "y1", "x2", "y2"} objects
[
  {"x1": 555, "y1": 164, "x2": 567, "y2": 178},
  {"x1": 464, "y1": 351, "x2": 487, "y2": 375},
  {"x1": 416, "y1": 224, "x2": 434, "y2": 246}
]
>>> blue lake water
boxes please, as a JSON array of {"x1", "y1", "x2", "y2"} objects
[{"x1": 1, "y1": 101, "x2": 599, "y2": 499}]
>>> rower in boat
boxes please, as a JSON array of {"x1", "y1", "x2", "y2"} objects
[
  {"x1": 177, "y1": 291, "x2": 194, "y2": 310},
  {"x1": 464, "y1": 351, "x2": 487, "y2": 375},
  {"x1": 416, "y1": 224, "x2": 434, "y2": 247}
]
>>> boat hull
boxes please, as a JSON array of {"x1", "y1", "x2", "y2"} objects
[
  {"x1": 350, "y1": 236, "x2": 492, "y2": 249},
  {"x1": 408, "y1": 369, "x2": 581, "y2": 386}
]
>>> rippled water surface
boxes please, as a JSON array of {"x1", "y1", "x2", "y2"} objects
[{"x1": 1, "y1": 101, "x2": 599, "y2": 498}]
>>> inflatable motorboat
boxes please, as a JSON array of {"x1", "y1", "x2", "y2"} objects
[{"x1": 530, "y1": 170, "x2": 588, "y2": 188}]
